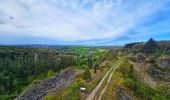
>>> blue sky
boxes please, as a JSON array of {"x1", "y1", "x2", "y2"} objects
[{"x1": 0, "y1": 0, "x2": 170, "y2": 45}]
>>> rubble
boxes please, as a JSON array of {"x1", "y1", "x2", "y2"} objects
[
  {"x1": 15, "y1": 68, "x2": 75, "y2": 100},
  {"x1": 115, "y1": 87, "x2": 135, "y2": 100}
]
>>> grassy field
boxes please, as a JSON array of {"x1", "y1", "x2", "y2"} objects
[{"x1": 69, "y1": 46, "x2": 91, "y2": 54}]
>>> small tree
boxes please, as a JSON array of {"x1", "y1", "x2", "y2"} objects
[
  {"x1": 87, "y1": 57, "x2": 93, "y2": 68},
  {"x1": 83, "y1": 68, "x2": 91, "y2": 82},
  {"x1": 94, "y1": 64, "x2": 99, "y2": 73},
  {"x1": 47, "y1": 69, "x2": 55, "y2": 77}
]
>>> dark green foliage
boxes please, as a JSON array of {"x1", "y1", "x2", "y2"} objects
[
  {"x1": 124, "y1": 42, "x2": 144, "y2": 53},
  {"x1": 120, "y1": 60, "x2": 170, "y2": 100},
  {"x1": 142, "y1": 38, "x2": 158, "y2": 53},
  {"x1": 124, "y1": 39, "x2": 170, "y2": 55},
  {"x1": 125, "y1": 77, "x2": 170, "y2": 100},
  {"x1": 83, "y1": 68, "x2": 91, "y2": 81},
  {"x1": 87, "y1": 57, "x2": 93, "y2": 68},
  {"x1": 94, "y1": 64, "x2": 99, "y2": 73},
  {"x1": 0, "y1": 47, "x2": 77, "y2": 99},
  {"x1": 125, "y1": 78, "x2": 154, "y2": 99}
]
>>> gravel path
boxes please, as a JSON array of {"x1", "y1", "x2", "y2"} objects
[
  {"x1": 98, "y1": 62, "x2": 120, "y2": 100},
  {"x1": 85, "y1": 61, "x2": 120, "y2": 100}
]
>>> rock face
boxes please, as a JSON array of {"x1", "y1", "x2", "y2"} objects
[
  {"x1": 115, "y1": 87, "x2": 135, "y2": 100},
  {"x1": 156, "y1": 56, "x2": 170, "y2": 69},
  {"x1": 15, "y1": 68, "x2": 75, "y2": 100},
  {"x1": 149, "y1": 67, "x2": 170, "y2": 82},
  {"x1": 129, "y1": 53, "x2": 146, "y2": 63},
  {"x1": 149, "y1": 57, "x2": 170, "y2": 81}
]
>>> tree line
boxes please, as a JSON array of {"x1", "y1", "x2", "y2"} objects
[{"x1": 0, "y1": 47, "x2": 77, "y2": 99}]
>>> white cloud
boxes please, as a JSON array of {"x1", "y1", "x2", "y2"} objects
[{"x1": 0, "y1": 0, "x2": 169, "y2": 43}]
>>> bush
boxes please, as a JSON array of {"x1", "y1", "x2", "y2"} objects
[
  {"x1": 47, "y1": 70, "x2": 55, "y2": 77},
  {"x1": 152, "y1": 93, "x2": 167, "y2": 100},
  {"x1": 122, "y1": 61, "x2": 169, "y2": 100},
  {"x1": 83, "y1": 68, "x2": 91, "y2": 82},
  {"x1": 44, "y1": 95, "x2": 53, "y2": 100}
]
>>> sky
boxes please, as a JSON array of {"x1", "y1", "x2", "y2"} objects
[{"x1": 0, "y1": 0, "x2": 170, "y2": 46}]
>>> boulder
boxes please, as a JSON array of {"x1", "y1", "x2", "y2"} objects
[{"x1": 156, "y1": 56, "x2": 170, "y2": 69}]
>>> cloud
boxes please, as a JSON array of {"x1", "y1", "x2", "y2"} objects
[{"x1": 0, "y1": 0, "x2": 170, "y2": 45}]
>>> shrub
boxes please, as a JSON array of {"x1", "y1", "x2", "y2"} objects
[
  {"x1": 83, "y1": 68, "x2": 91, "y2": 82},
  {"x1": 47, "y1": 70, "x2": 55, "y2": 77}
]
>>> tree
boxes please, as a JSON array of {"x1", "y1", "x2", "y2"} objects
[
  {"x1": 83, "y1": 68, "x2": 91, "y2": 82},
  {"x1": 94, "y1": 64, "x2": 99, "y2": 73},
  {"x1": 47, "y1": 69, "x2": 55, "y2": 77},
  {"x1": 87, "y1": 57, "x2": 93, "y2": 68},
  {"x1": 142, "y1": 38, "x2": 158, "y2": 53}
]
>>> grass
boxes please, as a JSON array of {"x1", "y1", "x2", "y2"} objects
[
  {"x1": 93, "y1": 68, "x2": 111, "y2": 99},
  {"x1": 86, "y1": 67, "x2": 109, "y2": 93},
  {"x1": 44, "y1": 82, "x2": 81, "y2": 100},
  {"x1": 100, "y1": 59, "x2": 170, "y2": 100},
  {"x1": 43, "y1": 69, "x2": 84, "y2": 100},
  {"x1": 102, "y1": 72, "x2": 125, "y2": 100},
  {"x1": 100, "y1": 60, "x2": 131, "y2": 100},
  {"x1": 43, "y1": 61, "x2": 114, "y2": 100},
  {"x1": 69, "y1": 46, "x2": 91, "y2": 54},
  {"x1": 93, "y1": 61, "x2": 118, "y2": 99},
  {"x1": 119, "y1": 60, "x2": 170, "y2": 100}
]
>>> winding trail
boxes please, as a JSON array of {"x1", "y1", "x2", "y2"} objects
[{"x1": 85, "y1": 61, "x2": 120, "y2": 100}]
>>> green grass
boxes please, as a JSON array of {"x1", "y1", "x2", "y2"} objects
[
  {"x1": 43, "y1": 68, "x2": 85, "y2": 100},
  {"x1": 119, "y1": 59, "x2": 170, "y2": 100},
  {"x1": 0, "y1": 93, "x2": 17, "y2": 100},
  {"x1": 86, "y1": 67, "x2": 109, "y2": 93},
  {"x1": 43, "y1": 78, "x2": 83, "y2": 100},
  {"x1": 101, "y1": 59, "x2": 170, "y2": 100},
  {"x1": 102, "y1": 71, "x2": 125, "y2": 100},
  {"x1": 42, "y1": 61, "x2": 113, "y2": 100},
  {"x1": 94, "y1": 68, "x2": 111, "y2": 99},
  {"x1": 69, "y1": 46, "x2": 91, "y2": 54}
]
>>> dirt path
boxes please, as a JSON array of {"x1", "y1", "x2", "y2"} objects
[
  {"x1": 98, "y1": 62, "x2": 120, "y2": 100},
  {"x1": 85, "y1": 61, "x2": 120, "y2": 100}
]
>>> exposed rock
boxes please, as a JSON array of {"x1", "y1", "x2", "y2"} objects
[
  {"x1": 148, "y1": 56, "x2": 170, "y2": 82},
  {"x1": 115, "y1": 87, "x2": 135, "y2": 100},
  {"x1": 149, "y1": 67, "x2": 170, "y2": 82},
  {"x1": 156, "y1": 56, "x2": 170, "y2": 69},
  {"x1": 129, "y1": 53, "x2": 146, "y2": 63},
  {"x1": 15, "y1": 68, "x2": 75, "y2": 100},
  {"x1": 124, "y1": 40, "x2": 170, "y2": 53}
]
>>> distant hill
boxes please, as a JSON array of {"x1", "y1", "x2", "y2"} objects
[{"x1": 124, "y1": 39, "x2": 170, "y2": 54}]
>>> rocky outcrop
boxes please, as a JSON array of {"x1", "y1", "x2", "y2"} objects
[
  {"x1": 115, "y1": 87, "x2": 135, "y2": 100},
  {"x1": 124, "y1": 40, "x2": 170, "y2": 53},
  {"x1": 149, "y1": 57, "x2": 170, "y2": 81},
  {"x1": 149, "y1": 67, "x2": 170, "y2": 82},
  {"x1": 156, "y1": 56, "x2": 170, "y2": 69},
  {"x1": 15, "y1": 68, "x2": 75, "y2": 100},
  {"x1": 129, "y1": 53, "x2": 146, "y2": 63}
]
